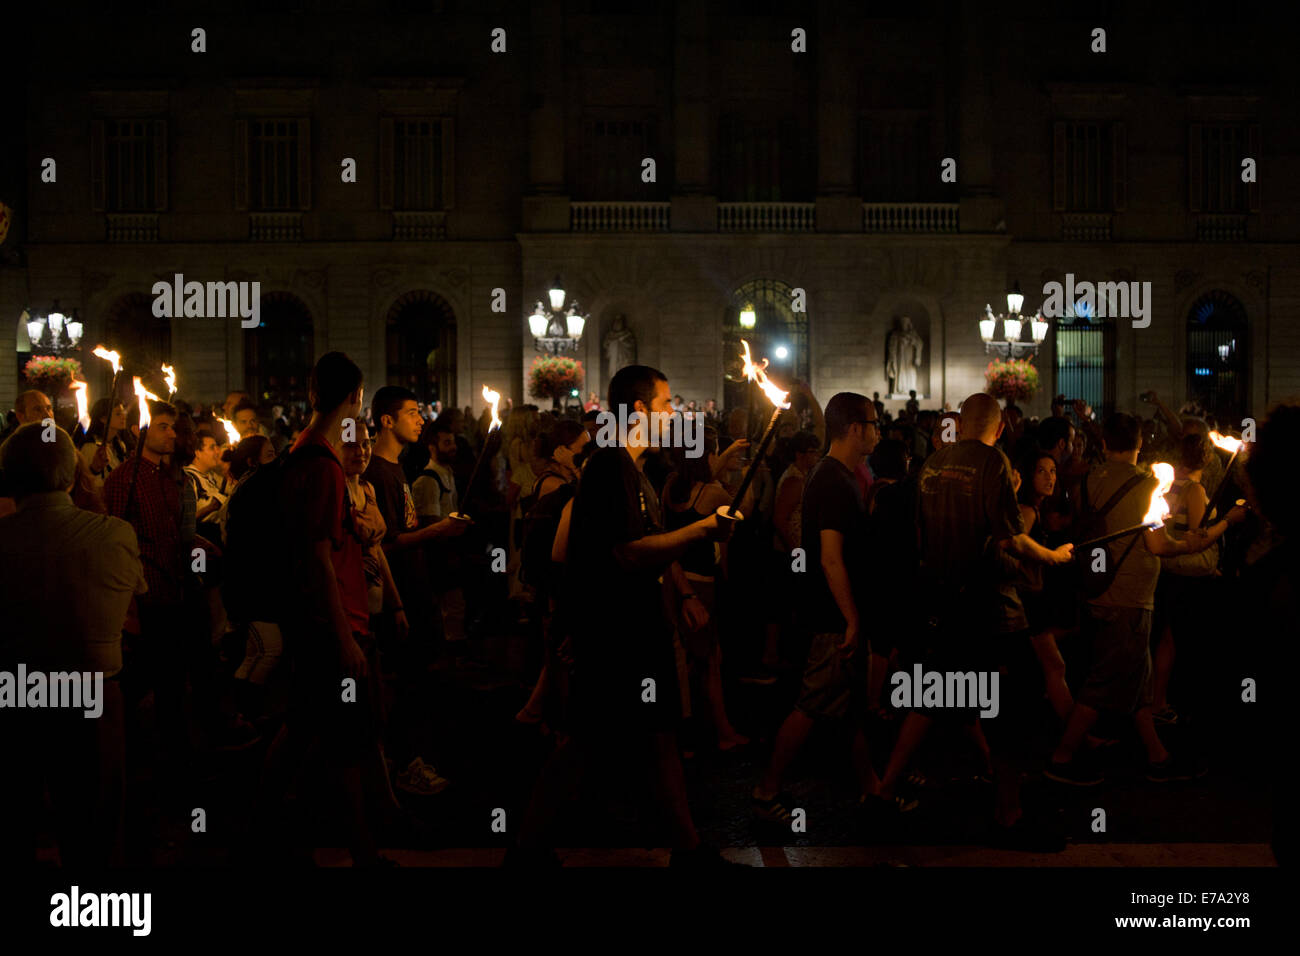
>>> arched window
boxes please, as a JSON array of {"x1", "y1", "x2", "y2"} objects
[
  {"x1": 386, "y1": 290, "x2": 457, "y2": 405},
  {"x1": 1186, "y1": 291, "x2": 1248, "y2": 423},
  {"x1": 244, "y1": 292, "x2": 313, "y2": 406},
  {"x1": 723, "y1": 279, "x2": 808, "y2": 424}
]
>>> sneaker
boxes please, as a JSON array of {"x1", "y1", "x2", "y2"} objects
[
  {"x1": 1146, "y1": 753, "x2": 1208, "y2": 783},
  {"x1": 751, "y1": 789, "x2": 796, "y2": 824},
  {"x1": 396, "y1": 757, "x2": 450, "y2": 796},
  {"x1": 1043, "y1": 757, "x2": 1104, "y2": 787},
  {"x1": 669, "y1": 844, "x2": 747, "y2": 867},
  {"x1": 1150, "y1": 706, "x2": 1179, "y2": 726},
  {"x1": 860, "y1": 791, "x2": 919, "y2": 814}
]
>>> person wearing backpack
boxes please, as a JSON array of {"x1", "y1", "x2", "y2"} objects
[
  {"x1": 1044, "y1": 413, "x2": 1245, "y2": 787},
  {"x1": 254, "y1": 351, "x2": 389, "y2": 866}
]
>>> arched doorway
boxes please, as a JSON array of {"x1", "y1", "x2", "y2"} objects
[
  {"x1": 722, "y1": 279, "x2": 809, "y2": 424},
  {"x1": 386, "y1": 290, "x2": 457, "y2": 406},
  {"x1": 244, "y1": 292, "x2": 313, "y2": 406},
  {"x1": 1186, "y1": 291, "x2": 1248, "y2": 424},
  {"x1": 103, "y1": 292, "x2": 172, "y2": 404}
]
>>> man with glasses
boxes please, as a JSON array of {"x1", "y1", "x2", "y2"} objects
[{"x1": 753, "y1": 393, "x2": 910, "y2": 822}]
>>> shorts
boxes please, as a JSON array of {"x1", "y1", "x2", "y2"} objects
[
  {"x1": 795, "y1": 631, "x2": 868, "y2": 721},
  {"x1": 1077, "y1": 604, "x2": 1153, "y2": 715}
]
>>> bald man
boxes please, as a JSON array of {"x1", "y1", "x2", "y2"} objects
[
  {"x1": 14, "y1": 390, "x2": 54, "y2": 426},
  {"x1": 876, "y1": 392, "x2": 1073, "y2": 850}
]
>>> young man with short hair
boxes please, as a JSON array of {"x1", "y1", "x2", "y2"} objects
[
  {"x1": 753, "y1": 392, "x2": 889, "y2": 821},
  {"x1": 364, "y1": 385, "x2": 469, "y2": 795},
  {"x1": 1045, "y1": 413, "x2": 1244, "y2": 786},
  {"x1": 515, "y1": 364, "x2": 740, "y2": 866}
]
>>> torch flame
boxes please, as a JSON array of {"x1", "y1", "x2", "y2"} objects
[
  {"x1": 161, "y1": 364, "x2": 177, "y2": 397},
  {"x1": 216, "y1": 417, "x2": 241, "y2": 446},
  {"x1": 482, "y1": 384, "x2": 502, "y2": 431},
  {"x1": 739, "y1": 339, "x2": 790, "y2": 409},
  {"x1": 1142, "y1": 462, "x2": 1176, "y2": 526},
  {"x1": 92, "y1": 345, "x2": 122, "y2": 375},
  {"x1": 1208, "y1": 430, "x2": 1243, "y2": 454},
  {"x1": 132, "y1": 377, "x2": 158, "y2": 430},
  {"x1": 71, "y1": 380, "x2": 91, "y2": 433}
]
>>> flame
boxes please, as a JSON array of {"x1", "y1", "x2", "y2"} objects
[
  {"x1": 70, "y1": 380, "x2": 90, "y2": 432},
  {"x1": 482, "y1": 384, "x2": 502, "y2": 430},
  {"x1": 1142, "y1": 462, "x2": 1176, "y2": 526},
  {"x1": 132, "y1": 377, "x2": 158, "y2": 430},
  {"x1": 161, "y1": 364, "x2": 177, "y2": 397},
  {"x1": 92, "y1": 345, "x2": 122, "y2": 375},
  {"x1": 216, "y1": 417, "x2": 241, "y2": 446},
  {"x1": 1208, "y1": 430, "x2": 1243, "y2": 455},
  {"x1": 739, "y1": 339, "x2": 790, "y2": 409}
]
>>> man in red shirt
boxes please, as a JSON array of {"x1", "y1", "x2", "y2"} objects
[{"x1": 259, "y1": 351, "x2": 388, "y2": 866}]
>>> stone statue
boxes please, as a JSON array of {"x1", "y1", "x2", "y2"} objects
[
  {"x1": 602, "y1": 314, "x2": 636, "y2": 376},
  {"x1": 886, "y1": 316, "x2": 924, "y2": 397}
]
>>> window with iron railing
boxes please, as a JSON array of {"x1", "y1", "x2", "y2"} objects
[
  {"x1": 236, "y1": 118, "x2": 310, "y2": 211},
  {"x1": 1189, "y1": 123, "x2": 1259, "y2": 214},
  {"x1": 576, "y1": 115, "x2": 663, "y2": 201},
  {"x1": 379, "y1": 116, "x2": 454, "y2": 212},
  {"x1": 91, "y1": 119, "x2": 167, "y2": 213},
  {"x1": 1055, "y1": 316, "x2": 1116, "y2": 419},
  {"x1": 1053, "y1": 120, "x2": 1126, "y2": 213},
  {"x1": 717, "y1": 113, "x2": 813, "y2": 203}
]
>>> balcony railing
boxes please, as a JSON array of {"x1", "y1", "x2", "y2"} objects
[
  {"x1": 571, "y1": 202, "x2": 670, "y2": 232},
  {"x1": 862, "y1": 202, "x2": 959, "y2": 233},
  {"x1": 718, "y1": 202, "x2": 815, "y2": 232},
  {"x1": 393, "y1": 210, "x2": 448, "y2": 240},
  {"x1": 106, "y1": 213, "x2": 159, "y2": 242},
  {"x1": 1195, "y1": 214, "x2": 1247, "y2": 241},
  {"x1": 1062, "y1": 213, "x2": 1113, "y2": 241},
  {"x1": 250, "y1": 212, "x2": 303, "y2": 241}
]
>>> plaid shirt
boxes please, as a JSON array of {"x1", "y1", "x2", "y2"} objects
[{"x1": 104, "y1": 455, "x2": 183, "y2": 607}]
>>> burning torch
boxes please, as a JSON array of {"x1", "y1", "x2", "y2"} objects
[
  {"x1": 1203, "y1": 431, "x2": 1247, "y2": 528},
  {"x1": 451, "y1": 385, "x2": 502, "y2": 521},
  {"x1": 725, "y1": 340, "x2": 790, "y2": 519},
  {"x1": 1076, "y1": 462, "x2": 1176, "y2": 551}
]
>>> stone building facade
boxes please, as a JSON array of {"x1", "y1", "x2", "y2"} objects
[{"x1": 4, "y1": 1, "x2": 1297, "y2": 426}]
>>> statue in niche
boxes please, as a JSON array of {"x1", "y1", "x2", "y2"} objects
[
  {"x1": 602, "y1": 314, "x2": 636, "y2": 377},
  {"x1": 886, "y1": 315, "x2": 925, "y2": 398}
]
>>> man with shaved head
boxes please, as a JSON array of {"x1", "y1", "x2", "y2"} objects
[{"x1": 875, "y1": 391, "x2": 1073, "y2": 850}]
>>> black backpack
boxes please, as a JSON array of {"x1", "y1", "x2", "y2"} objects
[
  {"x1": 1072, "y1": 471, "x2": 1149, "y2": 600},
  {"x1": 519, "y1": 473, "x2": 577, "y2": 591},
  {"x1": 223, "y1": 442, "x2": 346, "y2": 625}
]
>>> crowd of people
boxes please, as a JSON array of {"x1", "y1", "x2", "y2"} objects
[{"x1": 0, "y1": 353, "x2": 1291, "y2": 867}]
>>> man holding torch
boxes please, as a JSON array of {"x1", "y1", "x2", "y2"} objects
[
  {"x1": 513, "y1": 364, "x2": 740, "y2": 866},
  {"x1": 1044, "y1": 413, "x2": 1247, "y2": 787}
]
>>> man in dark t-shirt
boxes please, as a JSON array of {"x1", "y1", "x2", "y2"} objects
[
  {"x1": 753, "y1": 392, "x2": 893, "y2": 822},
  {"x1": 877, "y1": 392, "x2": 1073, "y2": 849},
  {"x1": 259, "y1": 351, "x2": 386, "y2": 866},
  {"x1": 514, "y1": 365, "x2": 739, "y2": 867}
]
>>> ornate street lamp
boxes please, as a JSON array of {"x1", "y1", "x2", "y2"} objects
[
  {"x1": 528, "y1": 276, "x2": 588, "y2": 355},
  {"x1": 24, "y1": 301, "x2": 84, "y2": 354},
  {"x1": 979, "y1": 281, "x2": 1048, "y2": 357}
]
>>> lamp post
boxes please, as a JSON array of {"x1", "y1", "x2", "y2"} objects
[
  {"x1": 979, "y1": 281, "x2": 1049, "y2": 358},
  {"x1": 24, "y1": 301, "x2": 84, "y2": 354},
  {"x1": 528, "y1": 275, "x2": 588, "y2": 355}
]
